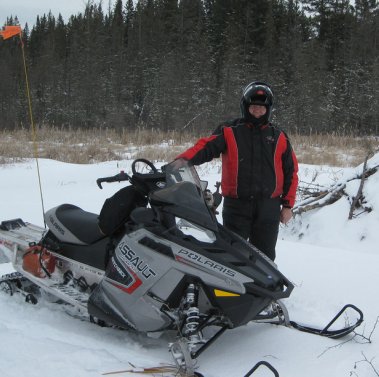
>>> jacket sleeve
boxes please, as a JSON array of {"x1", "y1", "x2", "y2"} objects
[
  {"x1": 281, "y1": 135, "x2": 299, "y2": 208},
  {"x1": 175, "y1": 124, "x2": 227, "y2": 165}
]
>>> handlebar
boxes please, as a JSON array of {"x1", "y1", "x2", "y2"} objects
[
  {"x1": 96, "y1": 161, "x2": 222, "y2": 213},
  {"x1": 96, "y1": 171, "x2": 130, "y2": 189}
]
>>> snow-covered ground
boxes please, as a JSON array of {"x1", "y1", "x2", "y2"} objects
[{"x1": 1, "y1": 156, "x2": 378, "y2": 377}]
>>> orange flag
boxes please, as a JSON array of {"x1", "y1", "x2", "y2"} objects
[{"x1": 0, "y1": 25, "x2": 22, "y2": 40}]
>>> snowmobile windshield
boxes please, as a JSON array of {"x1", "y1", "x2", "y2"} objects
[{"x1": 149, "y1": 159, "x2": 218, "y2": 232}]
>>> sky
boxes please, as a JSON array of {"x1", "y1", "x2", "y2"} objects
[
  {"x1": 0, "y1": 152, "x2": 378, "y2": 377},
  {"x1": 1, "y1": 0, "x2": 116, "y2": 29}
]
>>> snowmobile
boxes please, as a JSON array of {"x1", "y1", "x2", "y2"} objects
[{"x1": 0, "y1": 158, "x2": 364, "y2": 377}]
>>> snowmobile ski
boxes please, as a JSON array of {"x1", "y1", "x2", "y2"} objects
[
  {"x1": 244, "y1": 361, "x2": 279, "y2": 377},
  {"x1": 254, "y1": 301, "x2": 363, "y2": 338},
  {"x1": 288, "y1": 304, "x2": 364, "y2": 338}
]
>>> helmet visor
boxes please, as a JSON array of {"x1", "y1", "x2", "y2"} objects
[{"x1": 243, "y1": 84, "x2": 273, "y2": 106}]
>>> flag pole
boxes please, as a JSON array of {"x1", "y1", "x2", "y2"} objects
[{"x1": 18, "y1": 31, "x2": 46, "y2": 228}]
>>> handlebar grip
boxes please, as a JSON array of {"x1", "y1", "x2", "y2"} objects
[
  {"x1": 96, "y1": 177, "x2": 111, "y2": 189},
  {"x1": 96, "y1": 171, "x2": 130, "y2": 189}
]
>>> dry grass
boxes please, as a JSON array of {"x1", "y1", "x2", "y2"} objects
[
  {"x1": 290, "y1": 132, "x2": 379, "y2": 167},
  {"x1": 0, "y1": 126, "x2": 378, "y2": 167},
  {"x1": 0, "y1": 126, "x2": 198, "y2": 165}
]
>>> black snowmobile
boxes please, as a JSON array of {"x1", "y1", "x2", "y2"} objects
[{"x1": 0, "y1": 158, "x2": 363, "y2": 376}]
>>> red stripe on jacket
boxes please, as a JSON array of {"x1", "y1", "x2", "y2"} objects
[
  {"x1": 221, "y1": 127, "x2": 238, "y2": 198},
  {"x1": 272, "y1": 133, "x2": 298, "y2": 207},
  {"x1": 175, "y1": 135, "x2": 218, "y2": 161},
  {"x1": 284, "y1": 150, "x2": 299, "y2": 207}
]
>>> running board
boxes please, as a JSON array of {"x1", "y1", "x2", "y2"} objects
[{"x1": 1, "y1": 269, "x2": 90, "y2": 312}]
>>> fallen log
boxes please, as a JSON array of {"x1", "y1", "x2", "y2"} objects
[
  {"x1": 293, "y1": 159, "x2": 378, "y2": 217},
  {"x1": 348, "y1": 155, "x2": 369, "y2": 220}
]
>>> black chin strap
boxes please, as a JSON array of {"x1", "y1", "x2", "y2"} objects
[
  {"x1": 246, "y1": 113, "x2": 269, "y2": 127},
  {"x1": 250, "y1": 117, "x2": 267, "y2": 127}
]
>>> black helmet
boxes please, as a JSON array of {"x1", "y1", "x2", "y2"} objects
[{"x1": 240, "y1": 81, "x2": 274, "y2": 124}]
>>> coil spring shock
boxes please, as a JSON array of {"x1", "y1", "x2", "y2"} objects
[
  {"x1": 185, "y1": 306, "x2": 200, "y2": 334},
  {"x1": 184, "y1": 284, "x2": 201, "y2": 345}
]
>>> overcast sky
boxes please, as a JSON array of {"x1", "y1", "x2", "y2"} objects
[{"x1": 1, "y1": 0, "x2": 116, "y2": 29}]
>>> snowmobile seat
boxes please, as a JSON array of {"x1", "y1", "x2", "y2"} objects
[{"x1": 46, "y1": 204, "x2": 105, "y2": 245}]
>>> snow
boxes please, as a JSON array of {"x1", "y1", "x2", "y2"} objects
[{"x1": 1, "y1": 156, "x2": 379, "y2": 377}]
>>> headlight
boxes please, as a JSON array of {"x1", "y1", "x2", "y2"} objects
[{"x1": 175, "y1": 217, "x2": 216, "y2": 243}]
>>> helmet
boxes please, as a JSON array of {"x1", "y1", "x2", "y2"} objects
[{"x1": 240, "y1": 81, "x2": 274, "y2": 124}]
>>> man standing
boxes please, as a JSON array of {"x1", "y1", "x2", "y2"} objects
[{"x1": 175, "y1": 81, "x2": 298, "y2": 261}]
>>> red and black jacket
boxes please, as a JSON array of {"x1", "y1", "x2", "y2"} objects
[{"x1": 176, "y1": 118, "x2": 298, "y2": 208}]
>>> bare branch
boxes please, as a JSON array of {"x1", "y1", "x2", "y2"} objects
[
  {"x1": 318, "y1": 334, "x2": 357, "y2": 358},
  {"x1": 353, "y1": 352, "x2": 379, "y2": 376},
  {"x1": 354, "y1": 316, "x2": 379, "y2": 344},
  {"x1": 318, "y1": 316, "x2": 379, "y2": 358}
]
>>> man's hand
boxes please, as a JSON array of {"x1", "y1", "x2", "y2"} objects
[{"x1": 280, "y1": 207, "x2": 293, "y2": 225}]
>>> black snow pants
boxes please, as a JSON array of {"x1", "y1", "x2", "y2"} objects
[{"x1": 222, "y1": 196, "x2": 281, "y2": 261}]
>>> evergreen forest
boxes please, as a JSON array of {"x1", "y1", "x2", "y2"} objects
[{"x1": 1, "y1": 0, "x2": 378, "y2": 135}]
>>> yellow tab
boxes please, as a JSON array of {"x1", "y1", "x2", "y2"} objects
[{"x1": 214, "y1": 289, "x2": 240, "y2": 297}]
